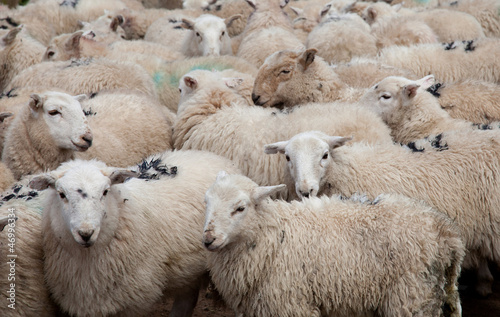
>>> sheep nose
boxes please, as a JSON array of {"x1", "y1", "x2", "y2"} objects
[
  {"x1": 82, "y1": 133, "x2": 93, "y2": 147},
  {"x1": 78, "y1": 229, "x2": 94, "y2": 243},
  {"x1": 300, "y1": 191, "x2": 309, "y2": 198},
  {"x1": 252, "y1": 93, "x2": 260, "y2": 105},
  {"x1": 203, "y1": 232, "x2": 215, "y2": 248}
]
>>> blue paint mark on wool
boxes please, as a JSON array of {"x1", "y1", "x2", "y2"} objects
[
  {"x1": 414, "y1": 0, "x2": 430, "y2": 3},
  {"x1": 153, "y1": 71, "x2": 166, "y2": 88}
]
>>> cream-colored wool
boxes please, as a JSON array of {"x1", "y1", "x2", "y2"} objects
[
  {"x1": 203, "y1": 173, "x2": 464, "y2": 317},
  {"x1": 7, "y1": 58, "x2": 157, "y2": 99},
  {"x1": 236, "y1": 0, "x2": 304, "y2": 68},
  {"x1": 0, "y1": 26, "x2": 45, "y2": 91},
  {"x1": 306, "y1": 13, "x2": 377, "y2": 64},
  {"x1": 75, "y1": 91, "x2": 174, "y2": 167},
  {"x1": 173, "y1": 70, "x2": 392, "y2": 199},
  {"x1": 252, "y1": 48, "x2": 364, "y2": 108},
  {"x1": 113, "y1": 7, "x2": 173, "y2": 39},
  {"x1": 2, "y1": 92, "x2": 93, "y2": 180},
  {"x1": 377, "y1": 38, "x2": 500, "y2": 84},
  {"x1": 0, "y1": 189, "x2": 58, "y2": 317},
  {"x1": 144, "y1": 12, "x2": 199, "y2": 49},
  {"x1": 445, "y1": 0, "x2": 500, "y2": 37},
  {"x1": 204, "y1": 0, "x2": 258, "y2": 37},
  {"x1": 30, "y1": 151, "x2": 240, "y2": 317},
  {"x1": 266, "y1": 129, "x2": 500, "y2": 296}
]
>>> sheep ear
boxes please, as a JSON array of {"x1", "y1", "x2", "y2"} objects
[
  {"x1": 110, "y1": 15, "x2": 124, "y2": 32},
  {"x1": 215, "y1": 170, "x2": 228, "y2": 182},
  {"x1": 109, "y1": 169, "x2": 139, "y2": 185},
  {"x1": 0, "y1": 216, "x2": 15, "y2": 232},
  {"x1": 264, "y1": 141, "x2": 288, "y2": 154},
  {"x1": 181, "y1": 18, "x2": 195, "y2": 30},
  {"x1": 245, "y1": 0, "x2": 256, "y2": 9},
  {"x1": 183, "y1": 76, "x2": 198, "y2": 90},
  {"x1": 416, "y1": 75, "x2": 435, "y2": 90},
  {"x1": 299, "y1": 48, "x2": 317, "y2": 70},
  {"x1": 252, "y1": 184, "x2": 287, "y2": 202},
  {"x1": 73, "y1": 94, "x2": 88, "y2": 103},
  {"x1": 290, "y1": 6, "x2": 302, "y2": 16},
  {"x1": 320, "y1": 4, "x2": 331, "y2": 18},
  {"x1": 223, "y1": 77, "x2": 243, "y2": 88},
  {"x1": 326, "y1": 136, "x2": 352, "y2": 150},
  {"x1": 367, "y1": 7, "x2": 377, "y2": 22},
  {"x1": 279, "y1": 0, "x2": 290, "y2": 9},
  {"x1": 3, "y1": 25, "x2": 23, "y2": 45},
  {"x1": 403, "y1": 84, "x2": 420, "y2": 99},
  {"x1": 0, "y1": 112, "x2": 13, "y2": 122},
  {"x1": 29, "y1": 94, "x2": 45, "y2": 111},
  {"x1": 225, "y1": 14, "x2": 242, "y2": 28},
  {"x1": 392, "y1": 3, "x2": 402, "y2": 11},
  {"x1": 29, "y1": 174, "x2": 57, "y2": 190},
  {"x1": 65, "y1": 31, "x2": 83, "y2": 51}
]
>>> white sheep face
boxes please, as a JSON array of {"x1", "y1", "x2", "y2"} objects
[
  {"x1": 203, "y1": 171, "x2": 285, "y2": 251},
  {"x1": 30, "y1": 92, "x2": 93, "y2": 151},
  {"x1": 182, "y1": 14, "x2": 232, "y2": 57},
  {"x1": 265, "y1": 131, "x2": 350, "y2": 199}
]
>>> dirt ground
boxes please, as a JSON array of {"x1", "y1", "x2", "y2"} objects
[{"x1": 151, "y1": 268, "x2": 500, "y2": 316}]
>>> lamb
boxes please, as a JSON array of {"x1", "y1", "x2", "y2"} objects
[
  {"x1": 75, "y1": 90, "x2": 175, "y2": 167},
  {"x1": 305, "y1": 13, "x2": 378, "y2": 64},
  {"x1": 0, "y1": 187, "x2": 59, "y2": 317},
  {"x1": 376, "y1": 38, "x2": 500, "y2": 84},
  {"x1": 6, "y1": 58, "x2": 157, "y2": 100},
  {"x1": 29, "y1": 150, "x2": 241, "y2": 317},
  {"x1": 180, "y1": 13, "x2": 241, "y2": 57},
  {"x1": 203, "y1": 171, "x2": 464, "y2": 317},
  {"x1": 2, "y1": 91, "x2": 93, "y2": 180},
  {"x1": 264, "y1": 129, "x2": 500, "y2": 296},
  {"x1": 358, "y1": 75, "x2": 500, "y2": 143},
  {"x1": 236, "y1": 0, "x2": 304, "y2": 68},
  {"x1": 0, "y1": 25, "x2": 45, "y2": 91},
  {"x1": 173, "y1": 69, "x2": 392, "y2": 199}
]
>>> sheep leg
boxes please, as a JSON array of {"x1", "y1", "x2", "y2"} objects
[
  {"x1": 474, "y1": 259, "x2": 494, "y2": 297},
  {"x1": 169, "y1": 287, "x2": 200, "y2": 317}
]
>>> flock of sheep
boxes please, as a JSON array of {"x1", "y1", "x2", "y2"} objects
[{"x1": 0, "y1": 0, "x2": 499, "y2": 316}]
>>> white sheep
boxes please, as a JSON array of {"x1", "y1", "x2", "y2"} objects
[
  {"x1": 173, "y1": 69, "x2": 392, "y2": 199},
  {"x1": 444, "y1": 0, "x2": 500, "y2": 38},
  {"x1": 75, "y1": 90, "x2": 175, "y2": 167},
  {"x1": 236, "y1": 0, "x2": 305, "y2": 68},
  {"x1": 0, "y1": 25, "x2": 45, "y2": 91},
  {"x1": 203, "y1": 171, "x2": 464, "y2": 316},
  {"x1": 144, "y1": 12, "x2": 200, "y2": 50},
  {"x1": 2, "y1": 91, "x2": 93, "y2": 180},
  {"x1": 112, "y1": 7, "x2": 172, "y2": 39},
  {"x1": 29, "y1": 150, "x2": 241, "y2": 317},
  {"x1": 180, "y1": 13, "x2": 241, "y2": 57},
  {"x1": 376, "y1": 38, "x2": 500, "y2": 84},
  {"x1": 202, "y1": 0, "x2": 259, "y2": 37},
  {"x1": 264, "y1": 129, "x2": 500, "y2": 296}
]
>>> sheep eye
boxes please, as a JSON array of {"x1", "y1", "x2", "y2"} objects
[
  {"x1": 103, "y1": 189, "x2": 108, "y2": 196},
  {"x1": 47, "y1": 51, "x2": 55, "y2": 58},
  {"x1": 196, "y1": 32, "x2": 200, "y2": 37},
  {"x1": 280, "y1": 70, "x2": 290, "y2": 75},
  {"x1": 235, "y1": 206, "x2": 245, "y2": 212},
  {"x1": 381, "y1": 94, "x2": 391, "y2": 100},
  {"x1": 179, "y1": 88, "x2": 182, "y2": 93},
  {"x1": 285, "y1": 155, "x2": 290, "y2": 162},
  {"x1": 48, "y1": 110, "x2": 61, "y2": 116},
  {"x1": 322, "y1": 153, "x2": 328, "y2": 160},
  {"x1": 221, "y1": 31, "x2": 225, "y2": 36},
  {"x1": 59, "y1": 192, "x2": 66, "y2": 199}
]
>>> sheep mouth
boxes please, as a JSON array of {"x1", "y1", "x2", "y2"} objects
[{"x1": 72, "y1": 141, "x2": 90, "y2": 152}]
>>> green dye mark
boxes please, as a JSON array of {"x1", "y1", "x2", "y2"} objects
[
  {"x1": 167, "y1": 63, "x2": 231, "y2": 87},
  {"x1": 153, "y1": 71, "x2": 166, "y2": 88},
  {"x1": 414, "y1": 0, "x2": 430, "y2": 3}
]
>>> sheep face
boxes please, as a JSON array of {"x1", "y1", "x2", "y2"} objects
[
  {"x1": 359, "y1": 75, "x2": 435, "y2": 126},
  {"x1": 203, "y1": 171, "x2": 285, "y2": 251},
  {"x1": 30, "y1": 160, "x2": 137, "y2": 248},
  {"x1": 44, "y1": 31, "x2": 83, "y2": 61},
  {"x1": 265, "y1": 131, "x2": 350, "y2": 199},
  {"x1": 29, "y1": 92, "x2": 93, "y2": 152},
  {"x1": 252, "y1": 48, "x2": 317, "y2": 108}
]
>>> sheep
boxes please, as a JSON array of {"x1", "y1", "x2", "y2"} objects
[
  {"x1": 264, "y1": 128, "x2": 500, "y2": 296},
  {"x1": 0, "y1": 187, "x2": 59, "y2": 317},
  {"x1": 75, "y1": 90, "x2": 175, "y2": 167},
  {"x1": 29, "y1": 150, "x2": 241, "y2": 317},
  {"x1": 236, "y1": 0, "x2": 304, "y2": 68},
  {"x1": 202, "y1": 0, "x2": 255, "y2": 37},
  {"x1": 305, "y1": 13, "x2": 378, "y2": 64},
  {"x1": 203, "y1": 171, "x2": 464, "y2": 317},
  {"x1": 144, "y1": 12, "x2": 201, "y2": 50},
  {"x1": 251, "y1": 48, "x2": 365, "y2": 108},
  {"x1": 180, "y1": 13, "x2": 241, "y2": 57},
  {"x1": 444, "y1": 0, "x2": 500, "y2": 38},
  {"x1": 2, "y1": 91, "x2": 93, "y2": 180},
  {"x1": 112, "y1": 7, "x2": 173, "y2": 39},
  {"x1": 0, "y1": 160, "x2": 14, "y2": 191},
  {"x1": 0, "y1": 25, "x2": 45, "y2": 91},
  {"x1": 376, "y1": 38, "x2": 500, "y2": 84},
  {"x1": 358, "y1": 75, "x2": 500, "y2": 143},
  {"x1": 173, "y1": 69, "x2": 392, "y2": 199},
  {"x1": 7, "y1": 57, "x2": 157, "y2": 100}
]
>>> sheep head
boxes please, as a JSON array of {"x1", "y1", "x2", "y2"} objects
[
  {"x1": 28, "y1": 91, "x2": 93, "y2": 152},
  {"x1": 265, "y1": 131, "x2": 350, "y2": 199},
  {"x1": 252, "y1": 48, "x2": 317, "y2": 108},
  {"x1": 29, "y1": 160, "x2": 138, "y2": 248},
  {"x1": 44, "y1": 31, "x2": 84, "y2": 61},
  {"x1": 203, "y1": 171, "x2": 285, "y2": 251}
]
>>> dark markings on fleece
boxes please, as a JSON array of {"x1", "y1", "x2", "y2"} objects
[
  {"x1": 429, "y1": 133, "x2": 449, "y2": 151},
  {"x1": 426, "y1": 83, "x2": 443, "y2": 98},
  {"x1": 83, "y1": 107, "x2": 96, "y2": 116},
  {"x1": 136, "y1": 158, "x2": 178, "y2": 180},
  {"x1": 0, "y1": 88, "x2": 18, "y2": 99},
  {"x1": 60, "y1": 0, "x2": 79, "y2": 8}
]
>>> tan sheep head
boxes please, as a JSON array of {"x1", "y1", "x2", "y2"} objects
[
  {"x1": 44, "y1": 31, "x2": 84, "y2": 61},
  {"x1": 203, "y1": 171, "x2": 286, "y2": 251},
  {"x1": 252, "y1": 48, "x2": 317, "y2": 108}
]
